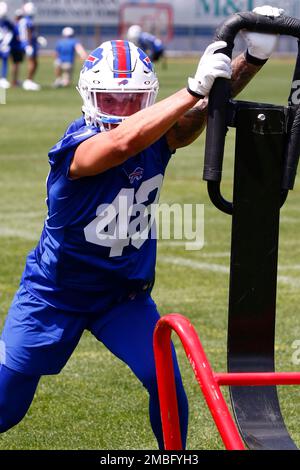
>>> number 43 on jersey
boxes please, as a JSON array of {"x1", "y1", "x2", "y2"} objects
[{"x1": 84, "y1": 174, "x2": 163, "y2": 257}]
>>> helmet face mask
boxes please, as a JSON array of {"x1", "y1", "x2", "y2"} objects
[
  {"x1": 77, "y1": 40, "x2": 159, "y2": 131},
  {"x1": 93, "y1": 90, "x2": 155, "y2": 122}
]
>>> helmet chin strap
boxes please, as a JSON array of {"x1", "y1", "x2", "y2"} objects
[
  {"x1": 98, "y1": 120, "x2": 107, "y2": 132},
  {"x1": 82, "y1": 106, "x2": 124, "y2": 132},
  {"x1": 98, "y1": 116, "x2": 124, "y2": 132},
  {"x1": 82, "y1": 105, "x2": 101, "y2": 129}
]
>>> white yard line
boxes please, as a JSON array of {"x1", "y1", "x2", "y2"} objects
[
  {"x1": 279, "y1": 265, "x2": 300, "y2": 271},
  {"x1": 277, "y1": 275, "x2": 300, "y2": 288},
  {"x1": 160, "y1": 256, "x2": 230, "y2": 274},
  {"x1": 0, "y1": 211, "x2": 45, "y2": 219},
  {"x1": 160, "y1": 256, "x2": 300, "y2": 288},
  {"x1": 0, "y1": 226, "x2": 299, "y2": 287},
  {"x1": 0, "y1": 227, "x2": 39, "y2": 241},
  {"x1": 280, "y1": 217, "x2": 300, "y2": 223}
]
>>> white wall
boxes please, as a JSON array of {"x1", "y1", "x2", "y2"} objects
[
  {"x1": 7, "y1": 0, "x2": 300, "y2": 26},
  {"x1": 6, "y1": 1, "x2": 300, "y2": 53}
]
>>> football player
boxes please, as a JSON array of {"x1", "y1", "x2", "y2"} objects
[
  {"x1": 19, "y1": 2, "x2": 40, "y2": 91},
  {"x1": 127, "y1": 25, "x2": 165, "y2": 63},
  {"x1": 0, "y1": 1, "x2": 15, "y2": 89},
  {"x1": 0, "y1": 6, "x2": 283, "y2": 449},
  {"x1": 10, "y1": 9, "x2": 25, "y2": 87},
  {"x1": 54, "y1": 27, "x2": 87, "y2": 88}
]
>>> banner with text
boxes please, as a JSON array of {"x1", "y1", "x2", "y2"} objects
[{"x1": 6, "y1": 0, "x2": 300, "y2": 26}]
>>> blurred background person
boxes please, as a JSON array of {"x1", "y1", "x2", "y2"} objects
[
  {"x1": 0, "y1": 1, "x2": 14, "y2": 89},
  {"x1": 54, "y1": 26, "x2": 87, "y2": 88},
  {"x1": 10, "y1": 9, "x2": 24, "y2": 88},
  {"x1": 127, "y1": 24, "x2": 165, "y2": 63},
  {"x1": 19, "y1": 2, "x2": 40, "y2": 91}
]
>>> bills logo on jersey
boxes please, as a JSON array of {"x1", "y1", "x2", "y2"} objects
[
  {"x1": 118, "y1": 79, "x2": 129, "y2": 86},
  {"x1": 82, "y1": 47, "x2": 103, "y2": 72},
  {"x1": 138, "y1": 48, "x2": 153, "y2": 72},
  {"x1": 129, "y1": 167, "x2": 144, "y2": 184}
]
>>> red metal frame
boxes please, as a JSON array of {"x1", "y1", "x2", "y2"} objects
[{"x1": 153, "y1": 314, "x2": 300, "y2": 450}]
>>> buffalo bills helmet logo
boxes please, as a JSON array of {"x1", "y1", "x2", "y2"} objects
[
  {"x1": 129, "y1": 167, "x2": 144, "y2": 184},
  {"x1": 138, "y1": 48, "x2": 153, "y2": 72},
  {"x1": 82, "y1": 47, "x2": 103, "y2": 72}
]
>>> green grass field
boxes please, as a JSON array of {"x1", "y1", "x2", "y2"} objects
[{"x1": 0, "y1": 55, "x2": 300, "y2": 450}]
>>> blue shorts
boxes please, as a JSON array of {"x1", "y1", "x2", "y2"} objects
[
  {"x1": 0, "y1": 51, "x2": 10, "y2": 60},
  {"x1": 0, "y1": 283, "x2": 160, "y2": 376}
]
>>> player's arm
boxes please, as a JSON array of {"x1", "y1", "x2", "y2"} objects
[
  {"x1": 24, "y1": 23, "x2": 34, "y2": 56},
  {"x1": 27, "y1": 25, "x2": 33, "y2": 45},
  {"x1": 70, "y1": 40, "x2": 230, "y2": 179},
  {"x1": 1, "y1": 31, "x2": 13, "y2": 50},
  {"x1": 165, "y1": 41, "x2": 233, "y2": 151},
  {"x1": 230, "y1": 53, "x2": 264, "y2": 97},
  {"x1": 3, "y1": 21, "x2": 14, "y2": 47},
  {"x1": 69, "y1": 88, "x2": 200, "y2": 178},
  {"x1": 75, "y1": 43, "x2": 88, "y2": 60},
  {"x1": 165, "y1": 5, "x2": 283, "y2": 151},
  {"x1": 165, "y1": 54, "x2": 263, "y2": 151}
]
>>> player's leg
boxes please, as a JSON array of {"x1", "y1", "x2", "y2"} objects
[
  {"x1": 0, "y1": 53, "x2": 10, "y2": 88},
  {"x1": 23, "y1": 46, "x2": 40, "y2": 90},
  {"x1": 0, "y1": 364, "x2": 40, "y2": 432},
  {"x1": 61, "y1": 63, "x2": 72, "y2": 87},
  {"x1": 11, "y1": 49, "x2": 24, "y2": 87},
  {"x1": 90, "y1": 295, "x2": 188, "y2": 450},
  {"x1": 154, "y1": 50, "x2": 167, "y2": 70},
  {"x1": 69, "y1": 65, "x2": 74, "y2": 86},
  {"x1": 28, "y1": 56, "x2": 37, "y2": 80},
  {"x1": 0, "y1": 284, "x2": 87, "y2": 431},
  {"x1": 1, "y1": 54, "x2": 8, "y2": 78},
  {"x1": 53, "y1": 58, "x2": 63, "y2": 88}
]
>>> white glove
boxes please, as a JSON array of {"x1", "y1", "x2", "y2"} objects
[
  {"x1": 25, "y1": 45, "x2": 34, "y2": 57},
  {"x1": 253, "y1": 5, "x2": 284, "y2": 17},
  {"x1": 188, "y1": 41, "x2": 232, "y2": 98},
  {"x1": 242, "y1": 5, "x2": 285, "y2": 61}
]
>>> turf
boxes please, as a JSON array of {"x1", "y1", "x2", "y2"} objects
[{"x1": 0, "y1": 55, "x2": 300, "y2": 450}]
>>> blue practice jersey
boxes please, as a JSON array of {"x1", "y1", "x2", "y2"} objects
[
  {"x1": 11, "y1": 20, "x2": 23, "y2": 51},
  {"x1": 22, "y1": 117, "x2": 173, "y2": 313},
  {"x1": 0, "y1": 19, "x2": 15, "y2": 51},
  {"x1": 139, "y1": 32, "x2": 164, "y2": 54},
  {"x1": 18, "y1": 16, "x2": 37, "y2": 47},
  {"x1": 56, "y1": 38, "x2": 78, "y2": 64}
]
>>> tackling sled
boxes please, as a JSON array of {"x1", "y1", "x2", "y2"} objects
[{"x1": 154, "y1": 11, "x2": 300, "y2": 450}]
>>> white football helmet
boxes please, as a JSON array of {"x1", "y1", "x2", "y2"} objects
[
  {"x1": 127, "y1": 25, "x2": 142, "y2": 44},
  {"x1": 62, "y1": 27, "x2": 74, "y2": 38},
  {"x1": 15, "y1": 8, "x2": 23, "y2": 18},
  {"x1": 23, "y1": 2, "x2": 36, "y2": 17},
  {"x1": 77, "y1": 40, "x2": 159, "y2": 131},
  {"x1": 0, "y1": 1, "x2": 8, "y2": 19}
]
